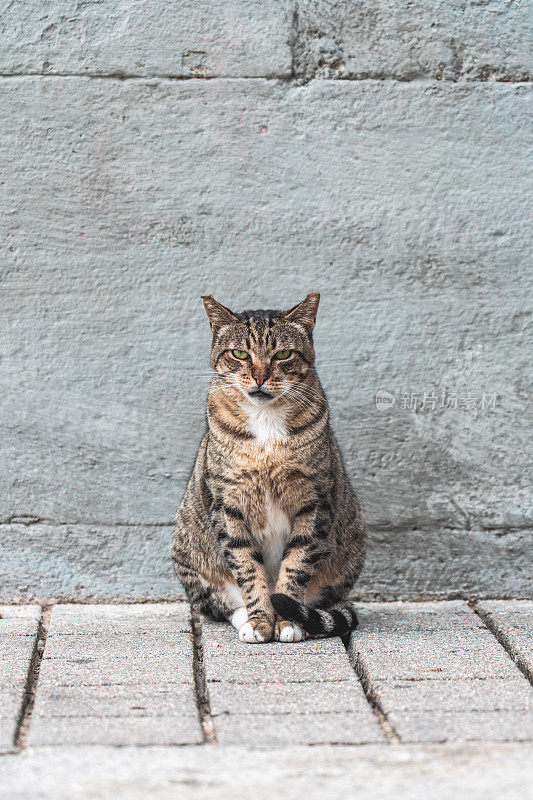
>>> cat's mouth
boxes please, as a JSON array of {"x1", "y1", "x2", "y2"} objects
[{"x1": 247, "y1": 388, "x2": 274, "y2": 402}]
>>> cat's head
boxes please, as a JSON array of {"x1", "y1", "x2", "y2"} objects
[{"x1": 202, "y1": 293, "x2": 320, "y2": 406}]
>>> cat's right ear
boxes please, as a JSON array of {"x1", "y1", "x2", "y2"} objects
[{"x1": 201, "y1": 295, "x2": 238, "y2": 335}]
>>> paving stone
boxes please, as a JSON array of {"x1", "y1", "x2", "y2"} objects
[
  {"x1": 28, "y1": 604, "x2": 201, "y2": 746},
  {"x1": 0, "y1": 605, "x2": 40, "y2": 753},
  {"x1": 209, "y1": 680, "x2": 367, "y2": 715},
  {"x1": 349, "y1": 601, "x2": 533, "y2": 743},
  {"x1": 206, "y1": 654, "x2": 356, "y2": 684},
  {"x1": 0, "y1": 690, "x2": 26, "y2": 718},
  {"x1": 29, "y1": 713, "x2": 202, "y2": 747},
  {"x1": 28, "y1": 714, "x2": 201, "y2": 747},
  {"x1": 41, "y1": 621, "x2": 191, "y2": 657},
  {"x1": 0, "y1": 0, "x2": 293, "y2": 78},
  {"x1": 34, "y1": 684, "x2": 197, "y2": 718},
  {"x1": 44, "y1": 603, "x2": 191, "y2": 635},
  {"x1": 36, "y1": 656, "x2": 194, "y2": 688},
  {"x1": 353, "y1": 602, "x2": 487, "y2": 633},
  {"x1": 374, "y1": 678, "x2": 532, "y2": 713},
  {"x1": 215, "y1": 711, "x2": 386, "y2": 746},
  {"x1": 477, "y1": 601, "x2": 533, "y2": 677},
  {"x1": 42, "y1": 632, "x2": 191, "y2": 656},
  {"x1": 357, "y1": 640, "x2": 518, "y2": 680},
  {"x1": 390, "y1": 710, "x2": 532, "y2": 744},
  {"x1": 35, "y1": 603, "x2": 193, "y2": 686},
  {"x1": 352, "y1": 602, "x2": 522, "y2": 680},
  {"x1": 0, "y1": 605, "x2": 42, "y2": 637},
  {"x1": 0, "y1": 638, "x2": 39, "y2": 688},
  {"x1": 1, "y1": 742, "x2": 530, "y2": 800}
]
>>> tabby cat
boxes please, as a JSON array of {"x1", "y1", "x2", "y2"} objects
[{"x1": 173, "y1": 293, "x2": 365, "y2": 642}]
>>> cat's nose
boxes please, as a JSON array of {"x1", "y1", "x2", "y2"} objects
[{"x1": 253, "y1": 374, "x2": 268, "y2": 387}]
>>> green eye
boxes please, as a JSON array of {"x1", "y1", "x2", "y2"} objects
[
  {"x1": 274, "y1": 349, "x2": 292, "y2": 360},
  {"x1": 232, "y1": 349, "x2": 249, "y2": 360}
]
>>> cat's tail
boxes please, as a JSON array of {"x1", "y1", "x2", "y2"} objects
[{"x1": 270, "y1": 593, "x2": 358, "y2": 638}]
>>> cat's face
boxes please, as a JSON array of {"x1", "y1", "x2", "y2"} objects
[{"x1": 202, "y1": 294, "x2": 320, "y2": 406}]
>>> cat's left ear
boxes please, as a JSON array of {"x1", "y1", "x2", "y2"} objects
[{"x1": 284, "y1": 293, "x2": 320, "y2": 333}]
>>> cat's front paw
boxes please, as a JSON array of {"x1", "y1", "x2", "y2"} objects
[
  {"x1": 238, "y1": 617, "x2": 273, "y2": 643},
  {"x1": 275, "y1": 618, "x2": 306, "y2": 642}
]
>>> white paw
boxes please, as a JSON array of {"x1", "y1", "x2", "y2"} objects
[
  {"x1": 229, "y1": 607, "x2": 248, "y2": 630},
  {"x1": 238, "y1": 622, "x2": 266, "y2": 643},
  {"x1": 277, "y1": 623, "x2": 305, "y2": 642}
]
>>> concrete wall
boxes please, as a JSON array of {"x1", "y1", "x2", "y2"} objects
[{"x1": 1, "y1": 1, "x2": 531, "y2": 601}]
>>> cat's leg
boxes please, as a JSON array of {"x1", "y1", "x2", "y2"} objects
[
  {"x1": 220, "y1": 507, "x2": 275, "y2": 643},
  {"x1": 174, "y1": 537, "x2": 245, "y2": 625},
  {"x1": 217, "y1": 581, "x2": 248, "y2": 631},
  {"x1": 172, "y1": 544, "x2": 215, "y2": 615},
  {"x1": 274, "y1": 617, "x2": 305, "y2": 642},
  {"x1": 306, "y1": 574, "x2": 355, "y2": 610},
  {"x1": 273, "y1": 503, "x2": 323, "y2": 642},
  {"x1": 229, "y1": 606, "x2": 248, "y2": 630}
]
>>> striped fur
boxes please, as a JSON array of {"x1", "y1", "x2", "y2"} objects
[{"x1": 173, "y1": 293, "x2": 365, "y2": 641}]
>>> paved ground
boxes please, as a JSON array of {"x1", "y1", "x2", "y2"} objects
[{"x1": 0, "y1": 600, "x2": 531, "y2": 798}]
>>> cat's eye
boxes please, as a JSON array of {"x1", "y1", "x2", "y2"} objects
[
  {"x1": 232, "y1": 349, "x2": 249, "y2": 360},
  {"x1": 273, "y1": 349, "x2": 292, "y2": 360}
]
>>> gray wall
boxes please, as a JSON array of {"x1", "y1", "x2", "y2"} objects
[{"x1": 1, "y1": 1, "x2": 531, "y2": 601}]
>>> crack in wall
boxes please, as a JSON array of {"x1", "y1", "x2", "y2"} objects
[
  {"x1": 0, "y1": 72, "x2": 530, "y2": 84},
  {"x1": 0, "y1": 71, "x2": 287, "y2": 81}
]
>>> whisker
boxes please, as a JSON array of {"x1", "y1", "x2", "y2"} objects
[
  {"x1": 282, "y1": 379, "x2": 321, "y2": 401},
  {"x1": 289, "y1": 382, "x2": 323, "y2": 400},
  {"x1": 280, "y1": 385, "x2": 321, "y2": 413},
  {"x1": 284, "y1": 380, "x2": 323, "y2": 407}
]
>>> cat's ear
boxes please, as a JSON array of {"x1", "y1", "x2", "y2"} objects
[
  {"x1": 201, "y1": 295, "x2": 238, "y2": 335},
  {"x1": 284, "y1": 293, "x2": 320, "y2": 333}
]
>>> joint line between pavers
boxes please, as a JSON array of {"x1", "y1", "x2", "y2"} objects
[
  {"x1": 13, "y1": 604, "x2": 52, "y2": 750},
  {"x1": 343, "y1": 635, "x2": 401, "y2": 743},
  {"x1": 190, "y1": 607, "x2": 217, "y2": 744},
  {"x1": 469, "y1": 600, "x2": 533, "y2": 686}
]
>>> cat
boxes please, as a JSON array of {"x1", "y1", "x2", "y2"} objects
[{"x1": 173, "y1": 293, "x2": 365, "y2": 642}]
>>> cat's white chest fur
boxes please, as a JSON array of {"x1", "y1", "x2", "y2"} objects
[
  {"x1": 243, "y1": 402, "x2": 288, "y2": 445},
  {"x1": 254, "y1": 494, "x2": 291, "y2": 590}
]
